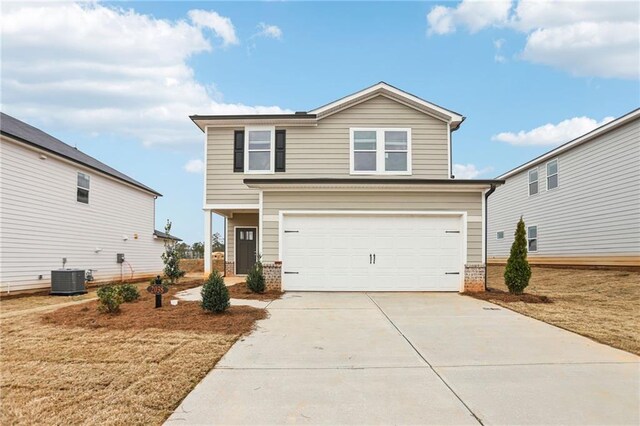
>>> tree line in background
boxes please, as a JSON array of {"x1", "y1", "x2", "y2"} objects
[{"x1": 174, "y1": 232, "x2": 225, "y2": 259}]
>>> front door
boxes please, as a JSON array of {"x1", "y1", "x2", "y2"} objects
[{"x1": 235, "y1": 227, "x2": 257, "y2": 275}]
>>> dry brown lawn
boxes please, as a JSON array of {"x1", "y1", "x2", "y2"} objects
[
  {"x1": 483, "y1": 265, "x2": 640, "y2": 355},
  {"x1": 1, "y1": 280, "x2": 268, "y2": 425}
]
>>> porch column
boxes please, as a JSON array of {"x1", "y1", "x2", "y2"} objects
[{"x1": 204, "y1": 209, "x2": 212, "y2": 275}]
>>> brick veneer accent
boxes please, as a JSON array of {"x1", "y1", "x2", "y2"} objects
[
  {"x1": 224, "y1": 261, "x2": 235, "y2": 277},
  {"x1": 464, "y1": 264, "x2": 486, "y2": 292},
  {"x1": 263, "y1": 262, "x2": 282, "y2": 291}
]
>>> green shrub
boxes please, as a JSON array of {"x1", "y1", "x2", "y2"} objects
[
  {"x1": 246, "y1": 260, "x2": 265, "y2": 294},
  {"x1": 117, "y1": 284, "x2": 140, "y2": 303},
  {"x1": 97, "y1": 285, "x2": 124, "y2": 313},
  {"x1": 504, "y1": 216, "x2": 532, "y2": 294},
  {"x1": 201, "y1": 271, "x2": 229, "y2": 313}
]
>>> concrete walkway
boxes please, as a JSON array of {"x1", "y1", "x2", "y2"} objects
[{"x1": 166, "y1": 292, "x2": 640, "y2": 425}]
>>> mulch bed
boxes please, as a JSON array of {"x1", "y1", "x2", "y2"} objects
[
  {"x1": 42, "y1": 279, "x2": 268, "y2": 334},
  {"x1": 465, "y1": 287, "x2": 552, "y2": 304},
  {"x1": 227, "y1": 282, "x2": 283, "y2": 301}
]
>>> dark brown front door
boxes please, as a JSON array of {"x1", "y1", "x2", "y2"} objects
[{"x1": 235, "y1": 227, "x2": 257, "y2": 275}]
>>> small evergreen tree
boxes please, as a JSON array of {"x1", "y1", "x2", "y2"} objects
[
  {"x1": 504, "y1": 216, "x2": 532, "y2": 294},
  {"x1": 201, "y1": 271, "x2": 229, "y2": 313},
  {"x1": 161, "y1": 220, "x2": 185, "y2": 284},
  {"x1": 246, "y1": 259, "x2": 266, "y2": 294}
]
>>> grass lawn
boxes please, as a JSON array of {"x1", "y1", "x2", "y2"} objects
[
  {"x1": 481, "y1": 265, "x2": 640, "y2": 355},
  {"x1": 0, "y1": 280, "x2": 267, "y2": 425}
]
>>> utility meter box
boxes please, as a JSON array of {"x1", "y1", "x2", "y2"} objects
[{"x1": 117, "y1": 253, "x2": 125, "y2": 264}]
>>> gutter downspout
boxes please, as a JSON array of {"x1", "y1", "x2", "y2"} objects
[{"x1": 484, "y1": 184, "x2": 497, "y2": 290}]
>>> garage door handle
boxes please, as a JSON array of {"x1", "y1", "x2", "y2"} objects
[
  {"x1": 373, "y1": 254, "x2": 376, "y2": 264},
  {"x1": 369, "y1": 254, "x2": 372, "y2": 264},
  {"x1": 445, "y1": 272, "x2": 460, "y2": 275},
  {"x1": 284, "y1": 271, "x2": 299, "y2": 274}
]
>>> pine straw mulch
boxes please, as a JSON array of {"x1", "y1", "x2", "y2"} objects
[
  {"x1": 1, "y1": 279, "x2": 269, "y2": 425},
  {"x1": 465, "y1": 287, "x2": 551, "y2": 304},
  {"x1": 227, "y1": 282, "x2": 283, "y2": 301}
]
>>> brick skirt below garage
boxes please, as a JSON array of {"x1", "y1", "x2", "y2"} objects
[
  {"x1": 464, "y1": 264, "x2": 486, "y2": 292},
  {"x1": 225, "y1": 262, "x2": 235, "y2": 277},
  {"x1": 259, "y1": 263, "x2": 485, "y2": 293}
]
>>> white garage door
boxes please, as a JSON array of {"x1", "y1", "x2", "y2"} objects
[{"x1": 281, "y1": 213, "x2": 464, "y2": 291}]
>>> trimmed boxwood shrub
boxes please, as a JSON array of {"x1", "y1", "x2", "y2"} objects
[
  {"x1": 504, "y1": 216, "x2": 532, "y2": 294},
  {"x1": 117, "y1": 283, "x2": 140, "y2": 303},
  {"x1": 246, "y1": 261, "x2": 265, "y2": 294},
  {"x1": 201, "y1": 271, "x2": 229, "y2": 313},
  {"x1": 97, "y1": 285, "x2": 124, "y2": 313}
]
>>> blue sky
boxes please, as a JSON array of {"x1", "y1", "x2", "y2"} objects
[{"x1": 2, "y1": 1, "x2": 639, "y2": 243}]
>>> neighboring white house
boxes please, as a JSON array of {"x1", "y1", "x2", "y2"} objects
[
  {"x1": 488, "y1": 108, "x2": 640, "y2": 268},
  {"x1": 0, "y1": 112, "x2": 179, "y2": 292}
]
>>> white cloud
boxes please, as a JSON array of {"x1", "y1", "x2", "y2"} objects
[
  {"x1": 0, "y1": 2, "x2": 289, "y2": 147},
  {"x1": 188, "y1": 9, "x2": 239, "y2": 46},
  {"x1": 453, "y1": 163, "x2": 494, "y2": 179},
  {"x1": 256, "y1": 23, "x2": 283, "y2": 40},
  {"x1": 492, "y1": 116, "x2": 615, "y2": 146},
  {"x1": 427, "y1": 0, "x2": 512, "y2": 35},
  {"x1": 493, "y1": 38, "x2": 507, "y2": 63},
  {"x1": 426, "y1": 0, "x2": 640, "y2": 79},
  {"x1": 184, "y1": 159, "x2": 204, "y2": 173}
]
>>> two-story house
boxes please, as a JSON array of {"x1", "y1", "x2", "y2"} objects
[
  {"x1": 488, "y1": 108, "x2": 640, "y2": 268},
  {"x1": 193, "y1": 83, "x2": 503, "y2": 292},
  {"x1": 0, "y1": 112, "x2": 177, "y2": 292}
]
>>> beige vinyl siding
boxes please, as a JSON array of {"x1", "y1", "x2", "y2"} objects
[
  {"x1": 205, "y1": 95, "x2": 450, "y2": 204},
  {"x1": 226, "y1": 213, "x2": 258, "y2": 263},
  {"x1": 488, "y1": 117, "x2": 640, "y2": 260},
  {"x1": 261, "y1": 191, "x2": 483, "y2": 264},
  {"x1": 0, "y1": 137, "x2": 165, "y2": 291}
]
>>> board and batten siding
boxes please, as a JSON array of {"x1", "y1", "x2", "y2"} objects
[
  {"x1": 206, "y1": 95, "x2": 450, "y2": 205},
  {"x1": 225, "y1": 213, "x2": 259, "y2": 263},
  {"x1": 261, "y1": 191, "x2": 483, "y2": 264},
  {"x1": 0, "y1": 137, "x2": 165, "y2": 291},
  {"x1": 487, "y1": 118, "x2": 640, "y2": 262}
]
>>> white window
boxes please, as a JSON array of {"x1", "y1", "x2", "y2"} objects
[
  {"x1": 528, "y1": 168, "x2": 539, "y2": 196},
  {"x1": 496, "y1": 231, "x2": 504, "y2": 240},
  {"x1": 77, "y1": 172, "x2": 90, "y2": 204},
  {"x1": 527, "y1": 226, "x2": 538, "y2": 252},
  {"x1": 350, "y1": 128, "x2": 411, "y2": 175},
  {"x1": 546, "y1": 159, "x2": 558, "y2": 190},
  {"x1": 245, "y1": 127, "x2": 274, "y2": 173}
]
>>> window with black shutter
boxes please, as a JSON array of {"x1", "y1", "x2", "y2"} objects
[
  {"x1": 233, "y1": 130, "x2": 244, "y2": 172},
  {"x1": 275, "y1": 130, "x2": 286, "y2": 172}
]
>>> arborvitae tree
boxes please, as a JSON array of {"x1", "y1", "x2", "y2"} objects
[
  {"x1": 201, "y1": 271, "x2": 229, "y2": 313},
  {"x1": 246, "y1": 260, "x2": 266, "y2": 294},
  {"x1": 504, "y1": 216, "x2": 532, "y2": 294},
  {"x1": 161, "y1": 220, "x2": 185, "y2": 284}
]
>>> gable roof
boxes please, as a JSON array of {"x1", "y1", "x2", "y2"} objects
[
  {"x1": 309, "y1": 82, "x2": 465, "y2": 128},
  {"x1": 190, "y1": 82, "x2": 465, "y2": 131},
  {"x1": 497, "y1": 108, "x2": 640, "y2": 180},
  {"x1": 153, "y1": 230, "x2": 182, "y2": 241},
  {"x1": 0, "y1": 112, "x2": 161, "y2": 196}
]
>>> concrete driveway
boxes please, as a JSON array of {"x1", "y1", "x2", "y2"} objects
[{"x1": 166, "y1": 293, "x2": 639, "y2": 425}]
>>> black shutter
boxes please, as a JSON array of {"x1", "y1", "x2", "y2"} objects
[
  {"x1": 275, "y1": 130, "x2": 286, "y2": 172},
  {"x1": 233, "y1": 130, "x2": 244, "y2": 172}
]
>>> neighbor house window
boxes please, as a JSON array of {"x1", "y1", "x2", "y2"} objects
[
  {"x1": 528, "y1": 168, "x2": 539, "y2": 196},
  {"x1": 77, "y1": 172, "x2": 90, "y2": 204},
  {"x1": 527, "y1": 226, "x2": 538, "y2": 252},
  {"x1": 547, "y1": 159, "x2": 558, "y2": 190},
  {"x1": 245, "y1": 127, "x2": 274, "y2": 173},
  {"x1": 351, "y1": 128, "x2": 411, "y2": 174},
  {"x1": 496, "y1": 231, "x2": 504, "y2": 240}
]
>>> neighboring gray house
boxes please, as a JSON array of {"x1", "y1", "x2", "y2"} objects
[
  {"x1": 0, "y1": 112, "x2": 174, "y2": 292},
  {"x1": 193, "y1": 82, "x2": 503, "y2": 292},
  {"x1": 488, "y1": 108, "x2": 640, "y2": 268}
]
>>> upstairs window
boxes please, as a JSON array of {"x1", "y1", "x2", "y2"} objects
[
  {"x1": 77, "y1": 172, "x2": 90, "y2": 204},
  {"x1": 547, "y1": 159, "x2": 558, "y2": 190},
  {"x1": 496, "y1": 231, "x2": 504, "y2": 240},
  {"x1": 245, "y1": 127, "x2": 274, "y2": 173},
  {"x1": 527, "y1": 226, "x2": 538, "y2": 252},
  {"x1": 351, "y1": 128, "x2": 411, "y2": 175},
  {"x1": 528, "y1": 168, "x2": 539, "y2": 196}
]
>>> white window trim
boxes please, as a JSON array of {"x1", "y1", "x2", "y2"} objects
[
  {"x1": 496, "y1": 231, "x2": 504, "y2": 240},
  {"x1": 528, "y1": 167, "x2": 539, "y2": 197},
  {"x1": 545, "y1": 158, "x2": 559, "y2": 191},
  {"x1": 349, "y1": 128, "x2": 412, "y2": 176},
  {"x1": 76, "y1": 171, "x2": 90, "y2": 205},
  {"x1": 244, "y1": 126, "x2": 275, "y2": 174},
  {"x1": 527, "y1": 225, "x2": 538, "y2": 253}
]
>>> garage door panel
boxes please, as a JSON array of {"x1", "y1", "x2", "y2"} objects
[{"x1": 282, "y1": 214, "x2": 463, "y2": 292}]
